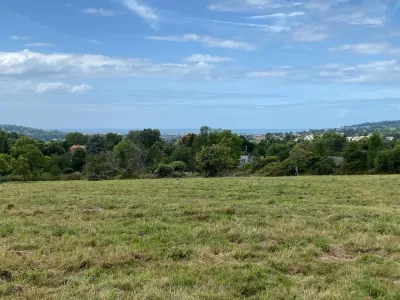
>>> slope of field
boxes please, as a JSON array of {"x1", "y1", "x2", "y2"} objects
[{"x1": 1, "y1": 177, "x2": 400, "y2": 299}]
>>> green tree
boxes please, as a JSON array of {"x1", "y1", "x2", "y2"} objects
[
  {"x1": 0, "y1": 157, "x2": 11, "y2": 176},
  {"x1": 289, "y1": 146, "x2": 310, "y2": 176},
  {"x1": 12, "y1": 144, "x2": 44, "y2": 171},
  {"x1": 309, "y1": 139, "x2": 326, "y2": 156},
  {"x1": 13, "y1": 156, "x2": 30, "y2": 182},
  {"x1": 85, "y1": 154, "x2": 105, "y2": 176},
  {"x1": 155, "y1": 164, "x2": 174, "y2": 178},
  {"x1": 148, "y1": 141, "x2": 164, "y2": 167},
  {"x1": 0, "y1": 131, "x2": 8, "y2": 154},
  {"x1": 367, "y1": 133, "x2": 383, "y2": 169},
  {"x1": 342, "y1": 142, "x2": 367, "y2": 174},
  {"x1": 196, "y1": 144, "x2": 237, "y2": 177},
  {"x1": 127, "y1": 129, "x2": 161, "y2": 149},
  {"x1": 375, "y1": 150, "x2": 393, "y2": 173},
  {"x1": 71, "y1": 148, "x2": 87, "y2": 172},
  {"x1": 114, "y1": 139, "x2": 134, "y2": 168},
  {"x1": 13, "y1": 136, "x2": 37, "y2": 148},
  {"x1": 51, "y1": 154, "x2": 71, "y2": 170},
  {"x1": 312, "y1": 157, "x2": 336, "y2": 175},
  {"x1": 321, "y1": 133, "x2": 346, "y2": 154},
  {"x1": 42, "y1": 156, "x2": 53, "y2": 172},
  {"x1": 171, "y1": 146, "x2": 195, "y2": 169},
  {"x1": 105, "y1": 133, "x2": 123, "y2": 151},
  {"x1": 179, "y1": 133, "x2": 196, "y2": 148},
  {"x1": 101, "y1": 151, "x2": 121, "y2": 179},
  {"x1": 65, "y1": 132, "x2": 89, "y2": 147},
  {"x1": 126, "y1": 143, "x2": 148, "y2": 178},
  {"x1": 267, "y1": 143, "x2": 294, "y2": 161},
  {"x1": 375, "y1": 146, "x2": 400, "y2": 174},
  {"x1": 86, "y1": 134, "x2": 106, "y2": 155},
  {"x1": 43, "y1": 141, "x2": 66, "y2": 156},
  {"x1": 169, "y1": 161, "x2": 186, "y2": 172}
]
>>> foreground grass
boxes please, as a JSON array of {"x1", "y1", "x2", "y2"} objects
[{"x1": 1, "y1": 176, "x2": 400, "y2": 299}]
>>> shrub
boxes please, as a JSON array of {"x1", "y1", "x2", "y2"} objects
[
  {"x1": 62, "y1": 167, "x2": 74, "y2": 175},
  {"x1": 250, "y1": 156, "x2": 279, "y2": 173},
  {"x1": 86, "y1": 173, "x2": 100, "y2": 181},
  {"x1": 171, "y1": 172, "x2": 186, "y2": 178},
  {"x1": 141, "y1": 173, "x2": 156, "y2": 179},
  {"x1": 49, "y1": 165, "x2": 62, "y2": 176},
  {"x1": 169, "y1": 161, "x2": 186, "y2": 172},
  {"x1": 155, "y1": 164, "x2": 174, "y2": 178},
  {"x1": 259, "y1": 159, "x2": 295, "y2": 177},
  {"x1": 61, "y1": 172, "x2": 84, "y2": 181}
]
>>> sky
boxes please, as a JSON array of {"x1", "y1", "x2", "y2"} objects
[{"x1": 1, "y1": 0, "x2": 400, "y2": 130}]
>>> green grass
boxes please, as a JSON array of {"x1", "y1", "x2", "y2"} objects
[{"x1": 1, "y1": 176, "x2": 400, "y2": 299}]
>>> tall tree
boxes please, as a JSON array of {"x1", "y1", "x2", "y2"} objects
[
  {"x1": 342, "y1": 142, "x2": 368, "y2": 174},
  {"x1": 196, "y1": 144, "x2": 237, "y2": 177},
  {"x1": 0, "y1": 157, "x2": 11, "y2": 176},
  {"x1": 12, "y1": 144, "x2": 43, "y2": 171},
  {"x1": 65, "y1": 132, "x2": 89, "y2": 147},
  {"x1": 105, "y1": 133, "x2": 123, "y2": 151},
  {"x1": 13, "y1": 157, "x2": 30, "y2": 182},
  {"x1": 126, "y1": 144, "x2": 148, "y2": 179},
  {"x1": 127, "y1": 129, "x2": 161, "y2": 149},
  {"x1": 289, "y1": 146, "x2": 309, "y2": 176},
  {"x1": 0, "y1": 131, "x2": 8, "y2": 154},
  {"x1": 86, "y1": 134, "x2": 107, "y2": 155},
  {"x1": 101, "y1": 151, "x2": 120, "y2": 179},
  {"x1": 71, "y1": 148, "x2": 87, "y2": 172}
]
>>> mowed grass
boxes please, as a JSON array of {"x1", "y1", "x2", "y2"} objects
[{"x1": 1, "y1": 176, "x2": 400, "y2": 299}]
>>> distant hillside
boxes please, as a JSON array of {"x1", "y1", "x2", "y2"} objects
[
  {"x1": 339, "y1": 120, "x2": 400, "y2": 136},
  {"x1": 0, "y1": 125, "x2": 66, "y2": 141},
  {"x1": 308, "y1": 120, "x2": 400, "y2": 137},
  {"x1": 342, "y1": 120, "x2": 400, "y2": 130}
]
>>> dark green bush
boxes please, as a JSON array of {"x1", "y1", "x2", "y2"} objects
[
  {"x1": 155, "y1": 164, "x2": 174, "y2": 178},
  {"x1": 61, "y1": 172, "x2": 84, "y2": 181},
  {"x1": 62, "y1": 167, "x2": 74, "y2": 175},
  {"x1": 86, "y1": 173, "x2": 100, "y2": 181}
]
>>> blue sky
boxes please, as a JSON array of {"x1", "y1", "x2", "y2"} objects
[{"x1": 1, "y1": 0, "x2": 400, "y2": 129}]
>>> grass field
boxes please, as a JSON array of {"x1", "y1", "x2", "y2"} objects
[{"x1": 1, "y1": 176, "x2": 400, "y2": 299}]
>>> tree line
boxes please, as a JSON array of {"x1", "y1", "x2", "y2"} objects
[{"x1": 1, "y1": 127, "x2": 400, "y2": 182}]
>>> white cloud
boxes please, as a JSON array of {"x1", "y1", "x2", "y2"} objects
[
  {"x1": 24, "y1": 43, "x2": 55, "y2": 47},
  {"x1": 293, "y1": 27, "x2": 328, "y2": 42},
  {"x1": 247, "y1": 67, "x2": 292, "y2": 78},
  {"x1": 184, "y1": 54, "x2": 234, "y2": 63},
  {"x1": 82, "y1": 8, "x2": 117, "y2": 17},
  {"x1": 147, "y1": 34, "x2": 257, "y2": 50},
  {"x1": 10, "y1": 35, "x2": 27, "y2": 40},
  {"x1": 207, "y1": 0, "x2": 303, "y2": 12},
  {"x1": 121, "y1": 0, "x2": 158, "y2": 23},
  {"x1": 329, "y1": 42, "x2": 400, "y2": 55},
  {"x1": 318, "y1": 60, "x2": 400, "y2": 83},
  {"x1": 246, "y1": 59, "x2": 400, "y2": 83},
  {"x1": 304, "y1": 2, "x2": 333, "y2": 12},
  {"x1": 330, "y1": 12, "x2": 385, "y2": 27},
  {"x1": 88, "y1": 39, "x2": 100, "y2": 44},
  {"x1": 35, "y1": 82, "x2": 94, "y2": 94},
  {"x1": 269, "y1": 2, "x2": 303, "y2": 9},
  {"x1": 0, "y1": 49, "x2": 216, "y2": 79},
  {"x1": 246, "y1": 11, "x2": 305, "y2": 19},
  {"x1": 203, "y1": 19, "x2": 289, "y2": 33}
]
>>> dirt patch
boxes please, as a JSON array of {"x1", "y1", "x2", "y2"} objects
[{"x1": 318, "y1": 245, "x2": 357, "y2": 262}]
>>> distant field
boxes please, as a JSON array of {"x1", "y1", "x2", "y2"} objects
[{"x1": 1, "y1": 176, "x2": 400, "y2": 299}]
